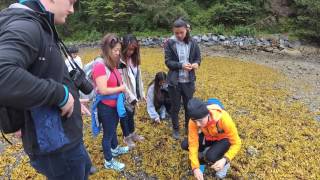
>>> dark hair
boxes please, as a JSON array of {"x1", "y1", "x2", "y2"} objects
[
  {"x1": 122, "y1": 34, "x2": 141, "y2": 66},
  {"x1": 172, "y1": 18, "x2": 191, "y2": 44},
  {"x1": 68, "y1": 46, "x2": 79, "y2": 54},
  {"x1": 100, "y1": 33, "x2": 121, "y2": 69},
  {"x1": 149, "y1": 72, "x2": 167, "y2": 109}
]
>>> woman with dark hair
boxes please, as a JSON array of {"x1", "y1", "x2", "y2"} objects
[
  {"x1": 118, "y1": 34, "x2": 145, "y2": 148},
  {"x1": 92, "y1": 34, "x2": 129, "y2": 171},
  {"x1": 146, "y1": 72, "x2": 171, "y2": 123},
  {"x1": 164, "y1": 19, "x2": 201, "y2": 139}
]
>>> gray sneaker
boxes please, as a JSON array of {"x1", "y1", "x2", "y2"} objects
[
  {"x1": 215, "y1": 163, "x2": 230, "y2": 179},
  {"x1": 130, "y1": 132, "x2": 145, "y2": 142},
  {"x1": 172, "y1": 129, "x2": 180, "y2": 140},
  {"x1": 123, "y1": 136, "x2": 136, "y2": 149}
]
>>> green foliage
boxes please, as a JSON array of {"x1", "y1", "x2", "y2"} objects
[
  {"x1": 208, "y1": 1, "x2": 258, "y2": 26},
  {"x1": 0, "y1": 0, "x2": 14, "y2": 9},
  {"x1": 211, "y1": 24, "x2": 226, "y2": 35},
  {"x1": 292, "y1": 0, "x2": 320, "y2": 42},
  {"x1": 64, "y1": 29, "x2": 102, "y2": 43},
  {"x1": 1, "y1": 0, "x2": 319, "y2": 43},
  {"x1": 232, "y1": 26, "x2": 257, "y2": 37}
]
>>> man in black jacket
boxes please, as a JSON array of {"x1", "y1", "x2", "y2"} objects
[
  {"x1": 164, "y1": 19, "x2": 201, "y2": 139},
  {"x1": 0, "y1": 0, "x2": 92, "y2": 179}
]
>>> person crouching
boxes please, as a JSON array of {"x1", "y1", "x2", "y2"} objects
[{"x1": 181, "y1": 98, "x2": 241, "y2": 180}]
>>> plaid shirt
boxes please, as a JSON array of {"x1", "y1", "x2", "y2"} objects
[{"x1": 176, "y1": 40, "x2": 191, "y2": 83}]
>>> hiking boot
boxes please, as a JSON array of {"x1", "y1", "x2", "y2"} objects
[
  {"x1": 215, "y1": 163, "x2": 230, "y2": 179},
  {"x1": 123, "y1": 136, "x2": 136, "y2": 149},
  {"x1": 172, "y1": 129, "x2": 180, "y2": 140},
  {"x1": 111, "y1": 146, "x2": 129, "y2": 157},
  {"x1": 130, "y1": 132, "x2": 145, "y2": 142},
  {"x1": 104, "y1": 158, "x2": 125, "y2": 171}
]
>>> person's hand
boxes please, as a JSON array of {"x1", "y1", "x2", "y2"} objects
[
  {"x1": 211, "y1": 158, "x2": 227, "y2": 171},
  {"x1": 193, "y1": 168, "x2": 204, "y2": 180},
  {"x1": 192, "y1": 63, "x2": 199, "y2": 70},
  {"x1": 119, "y1": 84, "x2": 126, "y2": 93},
  {"x1": 154, "y1": 118, "x2": 160, "y2": 123},
  {"x1": 15, "y1": 129, "x2": 22, "y2": 138},
  {"x1": 60, "y1": 93, "x2": 74, "y2": 118},
  {"x1": 80, "y1": 99, "x2": 91, "y2": 116},
  {"x1": 183, "y1": 63, "x2": 192, "y2": 71}
]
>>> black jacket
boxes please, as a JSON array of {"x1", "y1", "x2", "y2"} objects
[
  {"x1": 164, "y1": 38, "x2": 201, "y2": 86},
  {"x1": 0, "y1": 3, "x2": 83, "y2": 156}
]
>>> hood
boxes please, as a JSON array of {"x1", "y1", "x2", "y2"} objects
[{"x1": 207, "y1": 104, "x2": 223, "y2": 121}]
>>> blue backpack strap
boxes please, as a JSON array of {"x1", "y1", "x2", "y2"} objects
[{"x1": 207, "y1": 98, "x2": 225, "y2": 110}]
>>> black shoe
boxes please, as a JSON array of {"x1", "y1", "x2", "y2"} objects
[{"x1": 172, "y1": 129, "x2": 180, "y2": 140}]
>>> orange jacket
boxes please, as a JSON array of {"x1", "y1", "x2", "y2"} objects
[{"x1": 188, "y1": 104, "x2": 241, "y2": 170}]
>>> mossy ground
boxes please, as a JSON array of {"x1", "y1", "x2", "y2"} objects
[{"x1": 1, "y1": 48, "x2": 319, "y2": 180}]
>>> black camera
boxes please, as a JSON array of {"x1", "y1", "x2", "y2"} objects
[{"x1": 69, "y1": 68, "x2": 93, "y2": 95}]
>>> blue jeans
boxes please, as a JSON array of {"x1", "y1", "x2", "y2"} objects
[
  {"x1": 97, "y1": 103, "x2": 119, "y2": 161},
  {"x1": 30, "y1": 142, "x2": 91, "y2": 180},
  {"x1": 120, "y1": 108, "x2": 135, "y2": 137}
]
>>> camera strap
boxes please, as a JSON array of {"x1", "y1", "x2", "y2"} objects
[{"x1": 58, "y1": 40, "x2": 82, "y2": 72}]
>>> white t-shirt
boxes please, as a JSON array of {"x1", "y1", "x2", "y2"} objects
[{"x1": 65, "y1": 56, "x2": 83, "y2": 72}]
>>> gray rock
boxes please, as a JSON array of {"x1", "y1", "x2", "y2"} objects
[
  {"x1": 279, "y1": 39, "x2": 286, "y2": 49},
  {"x1": 315, "y1": 116, "x2": 320, "y2": 122},
  {"x1": 290, "y1": 40, "x2": 302, "y2": 48},
  {"x1": 280, "y1": 49, "x2": 303, "y2": 57},
  {"x1": 246, "y1": 146, "x2": 259, "y2": 157},
  {"x1": 292, "y1": 95, "x2": 302, "y2": 100},
  {"x1": 222, "y1": 40, "x2": 231, "y2": 46},
  {"x1": 203, "y1": 42, "x2": 215, "y2": 47},
  {"x1": 193, "y1": 35, "x2": 201, "y2": 43},
  {"x1": 201, "y1": 35, "x2": 209, "y2": 42},
  {"x1": 264, "y1": 47, "x2": 274, "y2": 53},
  {"x1": 218, "y1": 35, "x2": 226, "y2": 41},
  {"x1": 211, "y1": 35, "x2": 218, "y2": 41}
]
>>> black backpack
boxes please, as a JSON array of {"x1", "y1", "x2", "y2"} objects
[
  {"x1": 0, "y1": 7, "x2": 46, "y2": 143},
  {"x1": 0, "y1": 108, "x2": 25, "y2": 135}
]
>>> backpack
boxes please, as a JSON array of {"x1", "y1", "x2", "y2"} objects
[
  {"x1": 0, "y1": 12, "x2": 46, "y2": 141},
  {"x1": 81, "y1": 56, "x2": 105, "y2": 100}
]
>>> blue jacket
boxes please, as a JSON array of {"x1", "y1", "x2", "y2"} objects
[{"x1": 91, "y1": 93, "x2": 127, "y2": 137}]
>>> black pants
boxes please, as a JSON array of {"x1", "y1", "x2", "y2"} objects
[
  {"x1": 168, "y1": 82, "x2": 195, "y2": 131},
  {"x1": 120, "y1": 108, "x2": 135, "y2": 137},
  {"x1": 181, "y1": 133, "x2": 231, "y2": 164}
]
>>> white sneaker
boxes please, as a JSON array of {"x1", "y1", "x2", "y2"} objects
[
  {"x1": 104, "y1": 158, "x2": 125, "y2": 171},
  {"x1": 215, "y1": 163, "x2": 230, "y2": 179}
]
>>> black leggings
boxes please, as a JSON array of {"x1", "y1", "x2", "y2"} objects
[{"x1": 181, "y1": 133, "x2": 231, "y2": 164}]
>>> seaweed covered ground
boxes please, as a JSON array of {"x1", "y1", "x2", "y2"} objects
[{"x1": 0, "y1": 48, "x2": 319, "y2": 180}]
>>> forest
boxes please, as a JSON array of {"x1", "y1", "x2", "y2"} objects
[{"x1": 1, "y1": 0, "x2": 319, "y2": 43}]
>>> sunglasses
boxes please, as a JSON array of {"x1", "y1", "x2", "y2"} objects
[{"x1": 109, "y1": 37, "x2": 120, "y2": 47}]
